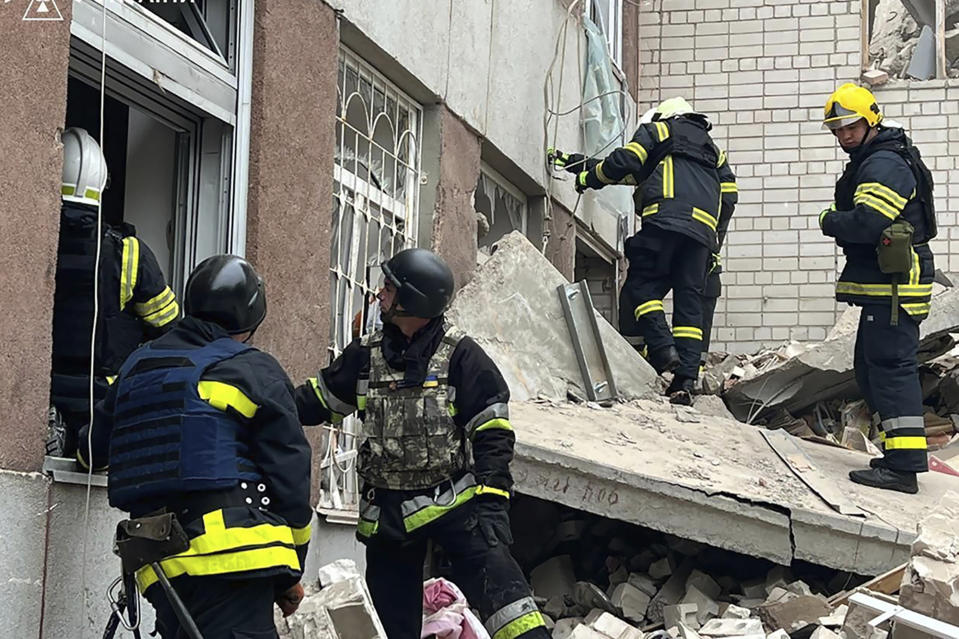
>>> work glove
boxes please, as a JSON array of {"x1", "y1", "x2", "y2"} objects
[
  {"x1": 547, "y1": 147, "x2": 587, "y2": 174},
  {"x1": 474, "y1": 494, "x2": 513, "y2": 548},
  {"x1": 575, "y1": 170, "x2": 591, "y2": 194},
  {"x1": 708, "y1": 252, "x2": 722, "y2": 274},
  {"x1": 276, "y1": 582, "x2": 305, "y2": 617},
  {"x1": 818, "y1": 204, "x2": 836, "y2": 230}
]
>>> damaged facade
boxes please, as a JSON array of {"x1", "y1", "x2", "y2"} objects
[{"x1": 3, "y1": 0, "x2": 959, "y2": 638}]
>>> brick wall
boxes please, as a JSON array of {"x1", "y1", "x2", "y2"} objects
[{"x1": 637, "y1": 0, "x2": 959, "y2": 354}]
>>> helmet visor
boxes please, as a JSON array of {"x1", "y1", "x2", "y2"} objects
[{"x1": 823, "y1": 101, "x2": 864, "y2": 130}]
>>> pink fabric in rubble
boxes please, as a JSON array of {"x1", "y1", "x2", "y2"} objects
[{"x1": 421, "y1": 578, "x2": 490, "y2": 639}]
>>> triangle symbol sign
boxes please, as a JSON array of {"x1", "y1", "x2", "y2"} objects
[{"x1": 23, "y1": 0, "x2": 63, "y2": 21}]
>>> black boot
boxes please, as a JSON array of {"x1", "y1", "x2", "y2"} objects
[
  {"x1": 849, "y1": 467, "x2": 918, "y2": 494},
  {"x1": 666, "y1": 376, "x2": 696, "y2": 406},
  {"x1": 647, "y1": 345, "x2": 680, "y2": 375},
  {"x1": 869, "y1": 456, "x2": 888, "y2": 469}
]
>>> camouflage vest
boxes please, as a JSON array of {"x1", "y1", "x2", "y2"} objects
[{"x1": 358, "y1": 323, "x2": 469, "y2": 490}]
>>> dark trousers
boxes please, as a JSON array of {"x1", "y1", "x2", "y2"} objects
[
  {"x1": 701, "y1": 271, "x2": 722, "y2": 360},
  {"x1": 364, "y1": 498, "x2": 548, "y2": 639},
  {"x1": 853, "y1": 304, "x2": 928, "y2": 473},
  {"x1": 618, "y1": 226, "x2": 711, "y2": 380},
  {"x1": 145, "y1": 575, "x2": 279, "y2": 639}
]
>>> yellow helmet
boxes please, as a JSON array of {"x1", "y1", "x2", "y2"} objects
[{"x1": 822, "y1": 83, "x2": 883, "y2": 130}]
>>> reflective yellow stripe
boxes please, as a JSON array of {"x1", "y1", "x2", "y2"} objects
[
  {"x1": 662, "y1": 156, "x2": 675, "y2": 198},
  {"x1": 625, "y1": 141, "x2": 648, "y2": 163},
  {"x1": 120, "y1": 237, "x2": 140, "y2": 310},
  {"x1": 476, "y1": 485, "x2": 511, "y2": 499},
  {"x1": 902, "y1": 302, "x2": 930, "y2": 316},
  {"x1": 135, "y1": 509, "x2": 300, "y2": 591},
  {"x1": 856, "y1": 182, "x2": 908, "y2": 209},
  {"x1": 634, "y1": 299, "x2": 664, "y2": 319},
  {"x1": 197, "y1": 381, "x2": 259, "y2": 418},
  {"x1": 692, "y1": 207, "x2": 718, "y2": 230},
  {"x1": 61, "y1": 184, "x2": 102, "y2": 202},
  {"x1": 404, "y1": 486, "x2": 478, "y2": 532},
  {"x1": 673, "y1": 326, "x2": 704, "y2": 340},
  {"x1": 642, "y1": 203, "x2": 659, "y2": 217},
  {"x1": 716, "y1": 149, "x2": 726, "y2": 168},
  {"x1": 854, "y1": 193, "x2": 899, "y2": 220},
  {"x1": 475, "y1": 418, "x2": 513, "y2": 434},
  {"x1": 291, "y1": 524, "x2": 311, "y2": 546},
  {"x1": 910, "y1": 247, "x2": 920, "y2": 286},
  {"x1": 720, "y1": 182, "x2": 738, "y2": 193},
  {"x1": 492, "y1": 611, "x2": 547, "y2": 639},
  {"x1": 134, "y1": 287, "x2": 175, "y2": 316},
  {"x1": 357, "y1": 519, "x2": 378, "y2": 538},
  {"x1": 836, "y1": 282, "x2": 932, "y2": 297},
  {"x1": 447, "y1": 402, "x2": 457, "y2": 417},
  {"x1": 578, "y1": 171, "x2": 588, "y2": 187},
  {"x1": 654, "y1": 121, "x2": 670, "y2": 142},
  {"x1": 142, "y1": 300, "x2": 180, "y2": 328},
  {"x1": 595, "y1": 161, "x2": 613, "y2": 184},
  {"x1": 884, "y1": 436, "x2": 927, "y2": 450},
  {"x1": 357, "y1": 394, "x2": 367, "y2": 411},
  {"x1": 308, "y1": 377, "x2": 345, "y2": 422}
]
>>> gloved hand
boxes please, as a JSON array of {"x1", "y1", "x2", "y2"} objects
[
  {"x1": 575, "y1": 171, "x2": 590, "y2": 194},
  {"x1": 474, "y1": 495, "x2": 513, "y2": 548},
  {"x1": 708, "y1": 252, "x2": 722, "y2": 274},
  {"x1": 276, "y1": 582, "x2": 305, "y2": 617},
  {"x1": 818, "y1": 204, "x2": 835, "y2": 230},
  {"x1": 547, "y1": 147, "x2": 587, "y2": 174}
]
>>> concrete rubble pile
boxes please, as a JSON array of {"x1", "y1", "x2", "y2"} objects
[
  {"x1": 509, "y1": 497, "x2": 877, "y2": 639},
  {"x1": 868, "y1": 0, "x2": 959, "y2": 79},
  {"x1": 276, "y1": 559, "x2": 388, "y2": 639},
  {"x1": 711, "y1": 291, "x2": 959, "y2": 475}
]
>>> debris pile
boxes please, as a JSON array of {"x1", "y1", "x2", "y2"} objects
[
  {"x1": 276, "y1": 559, "x2": 387, "y2": 639},
  {"x1": 496, "y1": 496, "x2": 876, "y2": 639},
  {"x1": 868, "y1": 0, "x2": 959, "y2": 79},
  {"x1": 710, "y1": 296, "x2": 959, "y2": 474}
]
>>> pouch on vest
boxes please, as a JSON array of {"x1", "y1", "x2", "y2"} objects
[
  {"x1": 877, "y1": 220, "x2": 914, "y2": 274},
  {"x1": 114, "y1": 513, "x2": 189, "y2": 575},
  {"x1": 877, "y1": 219, "x2": 914, "y2": 327}
]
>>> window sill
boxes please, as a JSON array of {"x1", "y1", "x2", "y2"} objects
[
  {"x1": 43, "y1": 455, "x2": 108, "y2": 487},
  {"x1": 316, "y1": 506, "x2": 359, "y2": 526}
]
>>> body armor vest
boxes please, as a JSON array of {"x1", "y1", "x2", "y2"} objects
[
  {"x1": 108, "y1": 338, "x2": 262, "y2": 511},
  {"x1": 835, "y1": 128, "x2": 936, "y2": 243},
  {"x1": 633, "y1": 117, "x2": 719, "y2": 188},
  {"x1": 358, "y1": 324, "x2": 468, "y2": 490},
  {"x1": 52, "y1": 207, "x2": 147, "y2": 405}
]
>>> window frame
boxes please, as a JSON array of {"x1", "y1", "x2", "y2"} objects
[{"x1": 589, "y1": 0, "x2": 624, "y2": 71}]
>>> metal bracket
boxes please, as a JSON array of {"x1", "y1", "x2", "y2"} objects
[
  {"x1": 43, "y1": 455, "x2": 108, "y2": 487},
  {"x1": 557, "y1": 281, "x2": 618, "y2": 402}
]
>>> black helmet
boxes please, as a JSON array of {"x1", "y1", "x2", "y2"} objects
[
  {"x1": 382, "y1": 248, "x2": 455, "y2": 318},
  {"x1": 185, "y1": 255, "x2": 267, "y2": 334}
]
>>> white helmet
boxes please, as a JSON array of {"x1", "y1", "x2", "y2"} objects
[
  {"x1": 61, "y1": 127, "x2": 108, "y2": 207},
  {"x1": 639, "y1": 107, "x2": 658, "y2": 125},
  {"x1": 653, "y1": 97, "x2": 706, "y2": 121}
]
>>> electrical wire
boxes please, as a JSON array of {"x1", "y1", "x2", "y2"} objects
[
  {"x1": 78, "y1": 1, "x2": 109, "y2": 635},
  {"x1": 541, "y1": 0, "x2": 637, "y2": 254}
]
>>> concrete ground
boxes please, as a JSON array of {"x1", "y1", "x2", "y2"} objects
[{"x1": 510, "y1": 398, "x2": 959, "y2": 577}]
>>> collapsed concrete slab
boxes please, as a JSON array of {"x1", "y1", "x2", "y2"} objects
[
  {"x1": 899, "y1": 490, "x2": 959, "y2": 624},
  {"x1": 509, "y1": 398, "x2": 959, "y2": 576},
  {"x1": 447, "y1": 231, "x2": 657, "y2": 402},
  {"x1": 723, "y1": 289, "x2": 959, "y2": 423}
]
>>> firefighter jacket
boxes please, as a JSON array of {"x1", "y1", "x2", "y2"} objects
[
  {"x1": 52, "y1": 204, "x2": 179, "y2": 416},
  {"x1": 295, "y1": 317, "x2": 515, "y2": 495},
  {"x1": 821, "y1": 126, "x2": 936, "y2": 320},
  {"x1": 579, "y1": 116, "x2": 738, "y2": 251},
  {"x1": 79, "y1": 317, "x2": 312, "y2": 594}
]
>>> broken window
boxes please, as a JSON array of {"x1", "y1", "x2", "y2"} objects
[
  {"x1": 137, "y1": 0, "x2": 237, "y2": 69},
  {"x1": 324, "y1": 47, "x2": 423, "y2": 517},
  {"x1": 589, "y1": 0, "x2": 624, "y2": 70},
  {"x1": 867, "y1": 0, "x2": 959, "y2": 80},
  {"x1": 475, "y1": 165, "x2": 529, "y2": 250},
  {"x1": 575, "y1": 236, "x2": 619, "y2": 326}
]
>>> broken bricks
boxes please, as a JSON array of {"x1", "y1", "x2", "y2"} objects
[{"x1": 758, "y1": 595, "x2": 831, "y2": 636}]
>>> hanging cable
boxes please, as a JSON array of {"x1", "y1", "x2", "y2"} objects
[
  {"x1": 541, "y1": 0, "x2": 637, "y2": 254},
  {"x1": 78, "y1": 2, "x2": 110, "y2": 635}
]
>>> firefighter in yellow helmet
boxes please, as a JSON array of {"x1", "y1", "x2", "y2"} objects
[{"x1": 819, "y1": 83, "x2": 937, "y2": 494}]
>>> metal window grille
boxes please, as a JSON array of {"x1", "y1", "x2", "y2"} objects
[{"x1": 322, "y1": 46, "x2": 423, "y2": 517}]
